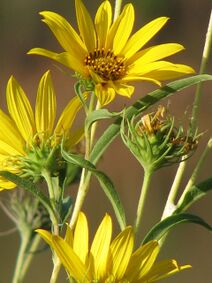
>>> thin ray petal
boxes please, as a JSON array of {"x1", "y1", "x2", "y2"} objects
[
  {"x1": 95, "y1": 84, "x2": 116, "y2": 106},
  {"x1": 110, "y1": 227, "x2": 134, "y2": 280},
  {"x1": 73, "y1": 212, "x2": 89, "y2": 264},
  {"x1": 90, "y1": 214, "x2": 112, "y2": 279},
  {"x1": 95, "y1": 1, "x2": 112, "y2": 48},
  {"x1": 75, "y1": 0, "x2": 96, "y2": 51},
  {"x1": 40, "y1": 11, "x2": 87, "y2": 58},
  {"x1": 122, "y1": 17, "x2": 169, "y2": 59},
  {"x1": 113, "y1": 4, "x2": 134, "y2": 54},
  {"x1": 35, "y1": 71, "x2": 56, "y2": 138},
  {"x1": 6, "y1": 77, "x2": 35, "y2": 143}
]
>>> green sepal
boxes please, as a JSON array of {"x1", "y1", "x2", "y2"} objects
[
  {"x1": 0, "y1": 171, "x2": 54, "y2": 218},
  {"x1": 175, "y1": 177, "x2": 212, "y2": 213},
  {"x1": 85, "y1": 109, "x2": 122, "y2": 133},
  {"x1": 61, "y1": 148, "x2": 126, "y2": 230},
  {"x1": 142, "y1": 213, "x2": 212, "y2": 244},
  {"x1": 90, "y1": 74, "x2": 212, "y2": 165}
]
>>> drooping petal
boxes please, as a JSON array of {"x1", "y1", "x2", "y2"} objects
[
  {"x1": 95, "y1": 84, "x2": 116, "y2": 106},
  {"x1": 121, "y1": 17, "x2": 169, "y2": 59},
  {"x1": 28, "y1": 49, "x2": 87, "y2": 76},
  {"x1": 54, "y1": 94, "x2": 85, "y2": 138},
  {"x1": 112, "y1": 82, "x2": 134, "y2": 98},
  {"x1": 6, "y1": 77, "x2": 35, "y2": 143},
  {"x1": 126, "y1": 43, "x2": 185, "y2": 66},
  {"x1": 35, "y1": 71, "x2": 56, "y2": 138},
  {"x1": 0, "y1": 177, "x2": 16, "y2": 191},
  {"x1": 73, "y1": 212, "x2": 89, "y2": 264},
  {"x1": 143, "y1": 63, "x2": 195, "y2": 80},
  {"x1": 75, "y1": 0, "x2": 96, "y2": 51},
  {"x1": 0, "y1": 110, "x2": 25, "y2": 155},
  {"x1": 110, "y1": 226, "x2": 134, "y2": 280},
  {"x1": 113, "y1": 4, "x2": 135, "y2": 54},
  {"x1": 140, "y1": 259, "x2": 191, "y2": 282},
  {"x1": 66, "y1": 127, "x2": 84, "y2": 148},
  {"x1": 121, "y1": 75, "x2": 161, "y2": 86},
  {"x1": 90, "y1": 214, "x2": 112, "y2": 280},
  {"x1": 95, "y1": 0, "x2": 112, "y2": 49},
  {"x1": 37, "y1": 229, "x2": 90, "y2": 282},
  {"x1": 65, "y1": 225, "x2": 74, "y2": 247},
  {"x1": 39, "y1": 11, "x2": 87, "y2": 58},
  {"x1": 128, "y1": 60, "x2": 176, "y2": 75},
  {"x1": 125, "y1": 240, "x2": 159, "y2": 281}
]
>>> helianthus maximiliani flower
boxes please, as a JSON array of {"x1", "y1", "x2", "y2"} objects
[
  {"x1": 37, "y1": 212, "x2": 191, "y2": 282},
  {"x1": 0, "y1": 71, "x2": 84, "y2": 190},
  {"x1": 28, "y1": 0, "x2": 195, "y2": 106},
  {"x1": 121, "y1": 106, "x2": 199, "y2": 172}
]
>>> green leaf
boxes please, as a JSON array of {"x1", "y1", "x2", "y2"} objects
[
  {"x1": 91, "y1": 75, "x2": 212, "y2": 165},
  {"x1": 175, "y1": 177, "x2": 212, "y2": 214},
  {"x1": 0, "y1": 171, "x2": 54, "y2": 217},
  {"x1": 85, "y1": 109, "x2": 121, "y2": 133},
  {"x1": 142, "y1": 213, "x2": 212, "y2": 244},
  {"x1": 61, "y1": 149, "x2": 126, "y2": 230}
]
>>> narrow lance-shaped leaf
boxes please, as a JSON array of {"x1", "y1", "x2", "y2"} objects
[
  {"x1": 61, "y1": 148, "x2": 126, "y2": 230},
  {"x1": 175, "y1": 177, "x2": 212, "y2": 214},
  {"x1": 90, "y1": 74, "x2": 212, "y2": 165},
  {"x1": 142, "y1": 213, "x2": 212, "y2": 245}
]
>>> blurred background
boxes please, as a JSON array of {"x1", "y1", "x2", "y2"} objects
[{"x1": 0, "y1": 0, "x2": 211, "y2": 282}]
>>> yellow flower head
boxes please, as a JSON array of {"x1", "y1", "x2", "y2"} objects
[
  {"x1": 37, "y1": 212, "x2": 191, "y2": 282},
  {"x1": 0, "y1": 71, "x2": 83, "y2": 190},
  {"x1": 28, "y1": 0, "x2": 194, "y2": 106}
]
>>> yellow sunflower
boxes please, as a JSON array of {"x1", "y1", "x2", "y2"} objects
[
  {"x1": 0, "y1": 71, "x2": 84, "y2": 190},
  {"x1": 37, "y1": 212, "x2": 191, "y2": 282},
  {"x1": 28, "y1": 0, "x2": 194, "y2": 106}
]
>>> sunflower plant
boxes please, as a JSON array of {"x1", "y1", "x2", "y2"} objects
[{"x1": 0, "y1": 0, "x2": 212, "y2": 283}]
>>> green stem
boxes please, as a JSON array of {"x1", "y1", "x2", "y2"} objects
[
  {"x1": 161, "y1": 158, "x2": 187, "y2": 220},
  {"x1": 191, "y1": 9, "x2": 212, "y2": 133},
  {"x1": 177, "y1": 138, "x2": 212, "y2": 207},
  {"x1": 114, "y1": 0, "x2": 123, "y2": 21},
  {"x1": 11, "y1": 231, "x2": 31, "y2": 283},
  {"x1": 18, "y1": 234, "x2": 41, "y2": 282},
  {"x1": 134, "y1": 170, "x2": 153, "y2": 235}
]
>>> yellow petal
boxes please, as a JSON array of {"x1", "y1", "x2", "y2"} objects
[
  {"x1": 141, "y1": 259, "x2": 191, "y2": 282},
  {"x1": 95, "y1": 84, "x2": 116, "y2": 106},
  {"x1": 113, "y1": 4, "x2": 134, "y2": 54},
  {"x1": 121, "y1": 75, "x2": 161, "y2": 86},
  {"x1": 127, "y1": 43, "x2": 185, "y2": 66},
  {"x1": 37, "y1": 229, "x2": 90, "y2": 281},
  {"x1": 75, "y1": 0, "x2": 96, "y2": 51},
  {"x1": 125, "y1": 240, "x2": 159, "y2": 281},
  {"x1": 39, "y1": 11, "x2": 87, "y2": 58},
  {"x1": 66, "y1": 127, "x2": 84, "y2": 148},
  {"x1": 35, "y1": 71, "x2": 56, "y2": 138},
  {"x1": 110, "y1": 226, "x2": 134, "y2": 280},
  {"x1": 122, "y1": 17, "x2": 169, "y2": 59},
  {"x1": 64, "y1": 225, "x2": 74, "y2": 247},
  {"x1": 129, "y1": 60, "x2": 175, "y2": 75},
  {"x1": 90, "y1": 214, "x2": 112, "y2": 279},
  {"x1": 95, "y1": 1, "x2": 112, "y2": 48},
  {"x1": 54, "y1": 94, "x2": 85, "y2": 137},
  {"x1": 28, "y1": 49, "x2": 87, "y2": 76},
  {"x1": 0, "y1": 177, "x2": 16, "y2": 191},
  {"x1": 143, "y1": 63, "x2": 195, "y2": 80},
  {"x1": 6, "y1": 77, "x2": 35, "y2": 143},
  {"x1": 0, "y1": 110, "x2": 25, "y2": 155},
  {"x1": 73, "y1": 212, "x2": 89, "y2": 264},
  {"x1": 112, "y1": 82, "x2": 134, "y2": 98}
]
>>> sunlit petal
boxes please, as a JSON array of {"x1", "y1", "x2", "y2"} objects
[
  {"x1": 35, "y1": 71, "x2": 56, "y2": 138},
  {"x1": 95, "y1": 1, "x2": 112, "y2": 49},
  {"x1": 75, "y1": 0, "x2": 96, "y2": 51},
  {"x1": 6, "y1": 76, "x2": 35, "y2": 143},
  {"x1": 90, "y1": 214, "x2": 112, "y2": 279},
  {"x1": 95, "y1": 84, "x2": 116, "y2": 106}
]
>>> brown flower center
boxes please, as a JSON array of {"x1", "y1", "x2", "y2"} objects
[{"x1": 84, "y1": 48, "x2": 126, "y2": 81}]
